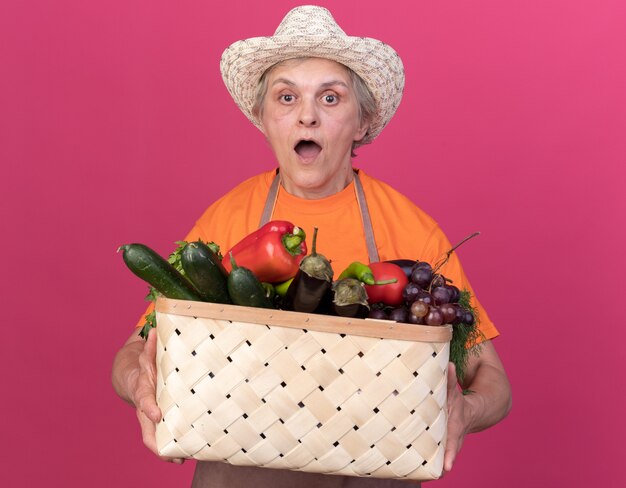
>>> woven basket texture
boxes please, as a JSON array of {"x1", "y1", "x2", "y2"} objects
[{"x1": 155, "y1": 299, "x2": 450, "y2": 481}]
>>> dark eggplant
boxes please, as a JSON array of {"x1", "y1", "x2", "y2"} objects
[
  {"x1": 284, "y1": 227, "x2": 334, "y2": 313},
  {"x1": 331, "y1": 278, "x2": 369, "y2": 318}
]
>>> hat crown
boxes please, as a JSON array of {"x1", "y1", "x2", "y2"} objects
[{"x1": 273, "y1": 6, "x2": 346, "y2": 38}]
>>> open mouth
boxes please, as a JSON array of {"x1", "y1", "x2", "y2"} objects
[{"x1": 294, "y1": 140, "x2": 322, "y2": 161}]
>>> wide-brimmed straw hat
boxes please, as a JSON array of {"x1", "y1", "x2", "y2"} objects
[{"x1": 220, "y1": 5, "x2": 405, "y2": 144}]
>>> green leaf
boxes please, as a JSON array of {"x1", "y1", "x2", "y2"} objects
[
  {"x1": 139, "y1": 310, "x2": 156, "y2": 340},
  {"x1": 168, "y1": 241, "x2": 188, "y2": 274},
  {"x1": 206, "y1": 241, "x2": 222, "y2": 259},
  {"x1": 144, "y1": 286, "x2": 159, "y2": 302}
]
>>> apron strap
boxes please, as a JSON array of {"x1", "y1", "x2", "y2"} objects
[
  {"x1": 259, "y1": 170, "x2": 380, "y2": 264},
  {"x1": 353, "y1": 171, "x2": 380, "y2": 263},
  {"x1": 259, "y1": 170, "x2": 281, "y2": 227}
]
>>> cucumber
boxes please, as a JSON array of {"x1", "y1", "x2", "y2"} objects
[
  {"x1": 181, "y1": 241, "x2": 231, "y2": 304},
  {"x1": 118, "y1": 243, "x2": 202, "y2": 301},
  {"x1": 227, "y1": 254, "x2": 275, "y2": 309}
]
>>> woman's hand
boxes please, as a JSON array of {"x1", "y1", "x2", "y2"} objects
[
  {"x1": 112, "y1": 328, "x2": 184, "y2": 464},
  {"x1": 442, "y1": 341, "x2": 512, "y2": 473},
  {"x1": 135, "y1": 330, "x2": 185, "y2": 463},
  {"x1": 443, "y1": 362, "x2": 470, "y2": 472}
]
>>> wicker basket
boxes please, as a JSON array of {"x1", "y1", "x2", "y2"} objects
[{"x1": 154, "y1": 297, "x2": 452, "y2": 481}]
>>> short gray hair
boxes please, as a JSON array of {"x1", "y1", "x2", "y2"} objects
[{"x1": 251, "y1": 58, "x2": 377, "y2": 152}]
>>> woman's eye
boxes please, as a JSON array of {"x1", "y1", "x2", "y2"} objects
[
  {"x1": 324, "y1": 94, "x2": 337, "y2": 104},
  {"x1": 280, "y1": 94, "x2": 294, "y2": 103}
]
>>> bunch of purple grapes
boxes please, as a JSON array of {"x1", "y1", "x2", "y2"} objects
[{"x1": 369, "y1": 261, "x2": 475, "y2": 326}]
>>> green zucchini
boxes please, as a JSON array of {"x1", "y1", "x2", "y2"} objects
[
  {"x1": 118, "y1": 243, "x2": 202, "y2": 301},
  {"x1": 227, "y1": 253, "x2": 275, "y2": 309},
  {"x1": 181, "y1": 241, "x2": 231, "y2": 304}
]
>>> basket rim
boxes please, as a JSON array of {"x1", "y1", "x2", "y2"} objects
[{"x1": 155, "y1": 297, "x2": 452, "y2": 342}]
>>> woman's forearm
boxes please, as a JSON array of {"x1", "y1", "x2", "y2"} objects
[
  {"x1": 111, "y1": 331, "x2": 144, "y2": 406},
  {"x1": 461, "y1": 341, "x2": 512, "y2": 434},
  {"x1": 463, "y1": 364, "x2": 512, "y2": 434}
]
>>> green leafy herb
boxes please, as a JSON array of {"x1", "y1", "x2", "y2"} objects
[
  {"x1": 137, "y1": 286, "x2": 160, "y2": 339},
  {"x1": 167, "y1": 241, "x2": 188, "y2": 274},
  {"x1": 139, "y1": 309, "x2": 156, "y2": 339},
  {"x1": 145, "y1": 286, "x2": 159, "y2": 302},
  {"x1": 205, "y1": 241, "x2": 222, "y2": 259},
  {"x1": 449, "y1": 289, "x2": 484, "y2": 383}
]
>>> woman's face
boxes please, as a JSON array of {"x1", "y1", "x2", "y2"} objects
[{"x1": 260, "y1": 58, "x2": 368, "y2": 199}]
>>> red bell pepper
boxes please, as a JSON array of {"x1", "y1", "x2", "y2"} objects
[{"x1": 222, "y1": 220, "x2": 307, "y2": 283}]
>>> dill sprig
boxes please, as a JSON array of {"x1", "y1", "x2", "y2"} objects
[{"x1": 450, "y1": 289, "x2": 484, "y2": 383}]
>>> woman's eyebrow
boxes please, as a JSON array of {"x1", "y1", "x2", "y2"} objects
[
  {"x1": 271, "y1": 78, "x2": 295, "y2": 87},
  {"x1": 320, "y1": 80, "x2": 349, "y2": 90},
  {"x1": 270, "y1": 79, "x2": 349, "y2": 89}
]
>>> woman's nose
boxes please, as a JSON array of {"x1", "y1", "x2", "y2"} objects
[{"x1": 298, "y1": 99, "x2": 318, "y2": 127}]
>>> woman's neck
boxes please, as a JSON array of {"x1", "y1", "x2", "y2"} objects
[{"x1": 279, "y1": 166, "x2": 355, "y2": 199}]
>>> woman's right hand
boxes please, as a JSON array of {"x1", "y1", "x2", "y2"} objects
[{"x1": 112, "y1": 328, "x2": 184, "y2": 464}]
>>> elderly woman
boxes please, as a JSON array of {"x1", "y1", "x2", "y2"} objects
[{"x1": 112, "y1": 6, "x2": 511, "y2": 488}]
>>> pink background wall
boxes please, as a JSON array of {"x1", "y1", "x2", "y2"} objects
[{"x1": 2, "y1": 0, "x2": 624, "y2": 486}]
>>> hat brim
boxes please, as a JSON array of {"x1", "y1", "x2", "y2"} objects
[{"x1": 220, "y1": 34, "x2": 404, "y2": 144}]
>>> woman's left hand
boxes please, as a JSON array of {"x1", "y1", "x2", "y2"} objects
[
  {"x1": 442, "y1": 340, "x2": 513, "y2": 473},
  {"x1": 443, "y1": 362, "x2": 471, "y2": 473}
]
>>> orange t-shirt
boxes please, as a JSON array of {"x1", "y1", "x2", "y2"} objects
[{"x1": 138, "y1": 168, "x2": 498, "y2": 341}]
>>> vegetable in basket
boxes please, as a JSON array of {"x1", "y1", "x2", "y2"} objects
[
  {"x1": 284, "y1": 227, "x2": 334, "y2": 313},
  {"x1": 339, "y1": 261, "x2": 399, "y2": 287},
  {"x1": 227, "y1": 253, "x2": 275, "y2": 309},
  {"x1": 222, "y1": 220, "x2": 307, "y2": 283},
  {"x1": 273, "y1": 277, "x2": 293, "y2": 297},
  {"x1": 363, "y1": 262, "x2": 408, "y2": 307},
  {"x1": 338, "y1": 261, "x2": 376, "y2": 284},
  {"x1": 180, "y1": 240, "x2": 231, "y2": 304},
  {"x1": 118, "y1": 243, "x2": 202, "y2": 301},
  {"x1": 331, "y1": 278, "x2": 370, "y2": 318}
]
